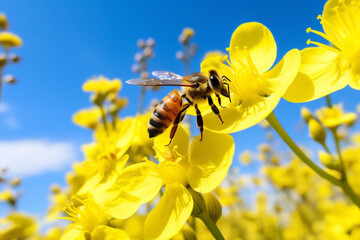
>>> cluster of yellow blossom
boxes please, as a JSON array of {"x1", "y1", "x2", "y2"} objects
[
  {"x1": 0, "y1": 13, "x2": 22, "y2": 100},
  {"x1": 3, "y1": 0, "x2": 360, "y2": 239}
]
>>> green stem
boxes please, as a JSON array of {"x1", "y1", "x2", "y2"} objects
[
  {"x1": 99, "y1": 105, "x2": 108, "y2": 133},
  {"x1": 341, "y1": 181, "x2": 360, "y2": 207},
  {"x1": 266, "y1": 112, "x2": 339, "y2": 185},
  {"x1": 199, "y1": 213, "x2": 225, "y2": 240},
  {"x1": 267, "y1": 111, "x2": 360, "y2": 208},
  {"x1": 332, "y1": 129, "x2": 347, "y2": 181},
  {"x1": 321, "y1": 142, "x2": 331, "y2": 155},
  {"x1": 325, "y1": 95, "x2": 332, "y2": 108}
]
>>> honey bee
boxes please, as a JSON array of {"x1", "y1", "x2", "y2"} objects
[{"x1": 126, "y1": 70, "x2": 231, "y2": 145}]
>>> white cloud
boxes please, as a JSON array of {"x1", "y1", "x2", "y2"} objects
[{"x1": 0, "y1": 140, "x2": 78, "y2": 177}]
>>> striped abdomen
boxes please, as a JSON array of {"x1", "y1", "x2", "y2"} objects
[{"x1": 148, "y1": 90, "x2": 183, "y2": 138}]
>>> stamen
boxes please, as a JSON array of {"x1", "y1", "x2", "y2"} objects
[
  {"x1": 307, "y1": 39, "x2": 341, "y2": 53},
  {"x1": 306, "y1": 28, "x2": 340, "y2": 49}
]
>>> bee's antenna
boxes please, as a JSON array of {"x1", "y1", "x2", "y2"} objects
[{"x1": 222, "y1": 75, "x2": 231, "y2": 82}]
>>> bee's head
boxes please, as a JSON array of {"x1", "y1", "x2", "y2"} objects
[{"x1": 209, "y1": 70, "x2": 231, "y2": 101}]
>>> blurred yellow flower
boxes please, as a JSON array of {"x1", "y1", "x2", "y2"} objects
[
  {"x1": 198, "y1": 22, "x2": 300, "y2": 133},
  {"x1": 0, "y1": 213, "x2": 38, "y2": 239},
  {"x1": 77, "y1": 117, "x2": 136, "y2": 196},
  {"x1": 316, "y1": 103, "x2": 356, "y2": 129},
  {"x1": 0, "y1": 32, "x2": 22, "y2": 48},
  {"x1": 72, "y1": 107, "x2": 102, "y2": 129},
  {"x1": 0, "y1": 13, "x2": 8, "y2": 30},
  {"x1": 83, "y1": 76, "x2": 122, "y2": 94},
  {"x1": 285, "y1": 0, "x2": 360, "y2": 102}
]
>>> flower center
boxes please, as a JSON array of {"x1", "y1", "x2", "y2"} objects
[
  {"x1": 157, "y1": 161, "x2": 188, "y2": 186},
  {"x1": 62, "y1": 197, "x2": 108, "y2": 235},
  {"x1": 224, "y1": 49, "x2": 271, "y2": 116}
]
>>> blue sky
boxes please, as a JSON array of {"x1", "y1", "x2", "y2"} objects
[{"x1": 0, "y1": 0, "x2": 359, "y2": 218}]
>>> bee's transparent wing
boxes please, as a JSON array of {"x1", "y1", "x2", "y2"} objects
[
  {"x1": 152, "y1": 71, "x2": 183, "y2": 80},
  {"x1": 126, "y1": 78, "x2": 195, "y2": 87}
]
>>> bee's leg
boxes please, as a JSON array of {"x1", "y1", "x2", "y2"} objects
[
  {"x1": 182, "y1": 94, "x2": 193, "y2": 105},
  {"x1": 223, "y1": 82, "x2": 231, "y2": 103},
  {"x1": 215, "y1": 93, "x2": 225, "y2": 108},
  {"x1": 165, "y1": 103, "x2": 190, "y2": 146},
  {"x1": 195, "y1": 104, "x2": 204, "y2": 141},
  {"x1": 207, "y1": 95, "x2": 224, "y2": 124}
]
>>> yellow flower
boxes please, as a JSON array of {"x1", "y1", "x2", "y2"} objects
[
  {"x1": 0, "y1": 32, "x2": 22, "y2": 48},
  {"x1": 99, "y1": 125, "x2": 234, "y2": 240},
  {"x1": 0, "y1": 13, "x2": 8, "y2": 30},
  {"x1": 316, "y1": 103, "x2": 356, "y2": 129},
  {"x1": 0, "y1": 213, "x2": 38, "y2": 239},
  {"x1": 83, "y1": 76, "x2": 122, "y2": 94},
  {"x1": 284, "y1": 0, "x2": 360, "y2": 102},
  {"x1": 77, "y1": 117, "x2": 136, "y2": 196},
  {"x1": 61, "y1": 196, "x2": 129, "y2": 240},
  {"x1": 72, "y1": 107, "x2": 102, "y2": 129},
  {"x1": 196, "y1": 22, "x2": 300, "y2": 133}
]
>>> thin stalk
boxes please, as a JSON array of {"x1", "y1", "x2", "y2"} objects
[
  {"x1": 266, "y1": 112, "x2": 340, "y2": 185},
  {"x1": 199, "y1": 213, "x2": 225, "y2": 240},
  {"x1": 325, "y1": 95, "x2": 332, "y2": 108},
  {"x1": 267, "y1": 111, "x2": 360, "y2": 208},
  {"x1": 99, "y1": 105, "x2": 108, "y2": 133},
  {"x1": 332, "y1": 129, "x2": 348, "y2": 181}
]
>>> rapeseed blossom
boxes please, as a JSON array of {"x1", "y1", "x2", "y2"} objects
[
  {"x1": 97, "y1": 125, "x2": 234, "y2": 240},
  {"x1": 285, "y1": 0, "x2": 360, "y2": 102},
  {"x1": 197, "y1": 22, "x2": 300, "y2": 133}
]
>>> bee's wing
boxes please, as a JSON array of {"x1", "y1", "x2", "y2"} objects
[
  {"x1": 152, "y1": 71, "x2": 183, "y2": 80},
  {"x1": 126, "y1": 78, "x2": 195, "y2": 87}
]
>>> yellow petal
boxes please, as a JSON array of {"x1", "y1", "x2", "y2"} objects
[
  {"x1": 187, "y1": 130, "x2": 234, "y2": 193},
  {"x1": 203, "y1": 49, "x2": 300, "y2": 133},
  {"x1": 322, "y1": 0, "x2": 360, "y2": 46},
  {"x1": 0, "y1": 32, "x2": 22, "y2": 48},
  {"x1": 61, "y1": 227, "x2": 84, "y2": 240},
  {"x1": 98, "y1": 162, "x2": 163, "y2": 219},
  {"x1": 115, "y1": 118, "x2": 137, "y2": 156},
  {"x1": 144, "y1": 183, "x2": 193, "y2": 240},
  {"x1": 77, "y1": 171, "x2": 103, "y2": 195},
  {"x1": 229, "y1": 22, "x2": 276, "y2": 74},
  {"x1": 284, "y1": 47, "x2": 349, "y2": 103},
  {"x1": 91, "y1": 225, "x2": 129, "y2": 240},
  {"x1": 154, "y1": 124, "x2": 190, "y2": 162}
]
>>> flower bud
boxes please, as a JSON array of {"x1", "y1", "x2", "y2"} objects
[
  {"x1": 0, "y1": 13, "x2": 8, "y2": 30},
  {"x1": 9, "y1": 53, "x2": 20, "y2": 63},
  {"x1": 51, "y1": 184, "x2": 61, "y2": 194},
  {"x1": 188, "y1": 188, "x2": 206, "y2": 217},
  {"x1": 4, "y1": 74, "x2": 16, "y2": 84},
  {"x1": 301, "y1": 107, "x2": 313, "y2": 123},
  {"x1": 308, "y1": 118, "x2": 326, "y2": 144},
  {"x1": 146, "y1": 38, "x2": 155, "y2": 47},
  {"x1": 182, "y1": 28, "x2": 195, "y2": 38},
  {"x1": 134, "y1": 52, "x2": 143, "y2": 62},
  {"x1": 9, "y1": 177, "x2": 21, "y2": 187},
  {"x1": 176, "y1": 51, "x2": 184, "y2": 60},
  {"x1": 143, "y1": 47, "x2": 153, "y2": 58},
  {"x1": 0, "y1": 53, "x2": 6, "y2": 66},
  {"x1": 319, "y1": 151, "x2": 342, "y2": 171},
  {"x1": 203, "y1": 193, "x2": 222, "y2": 223},
  {"x1": 137, "y1": 39, "x2": 145, "y2": 48}
]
